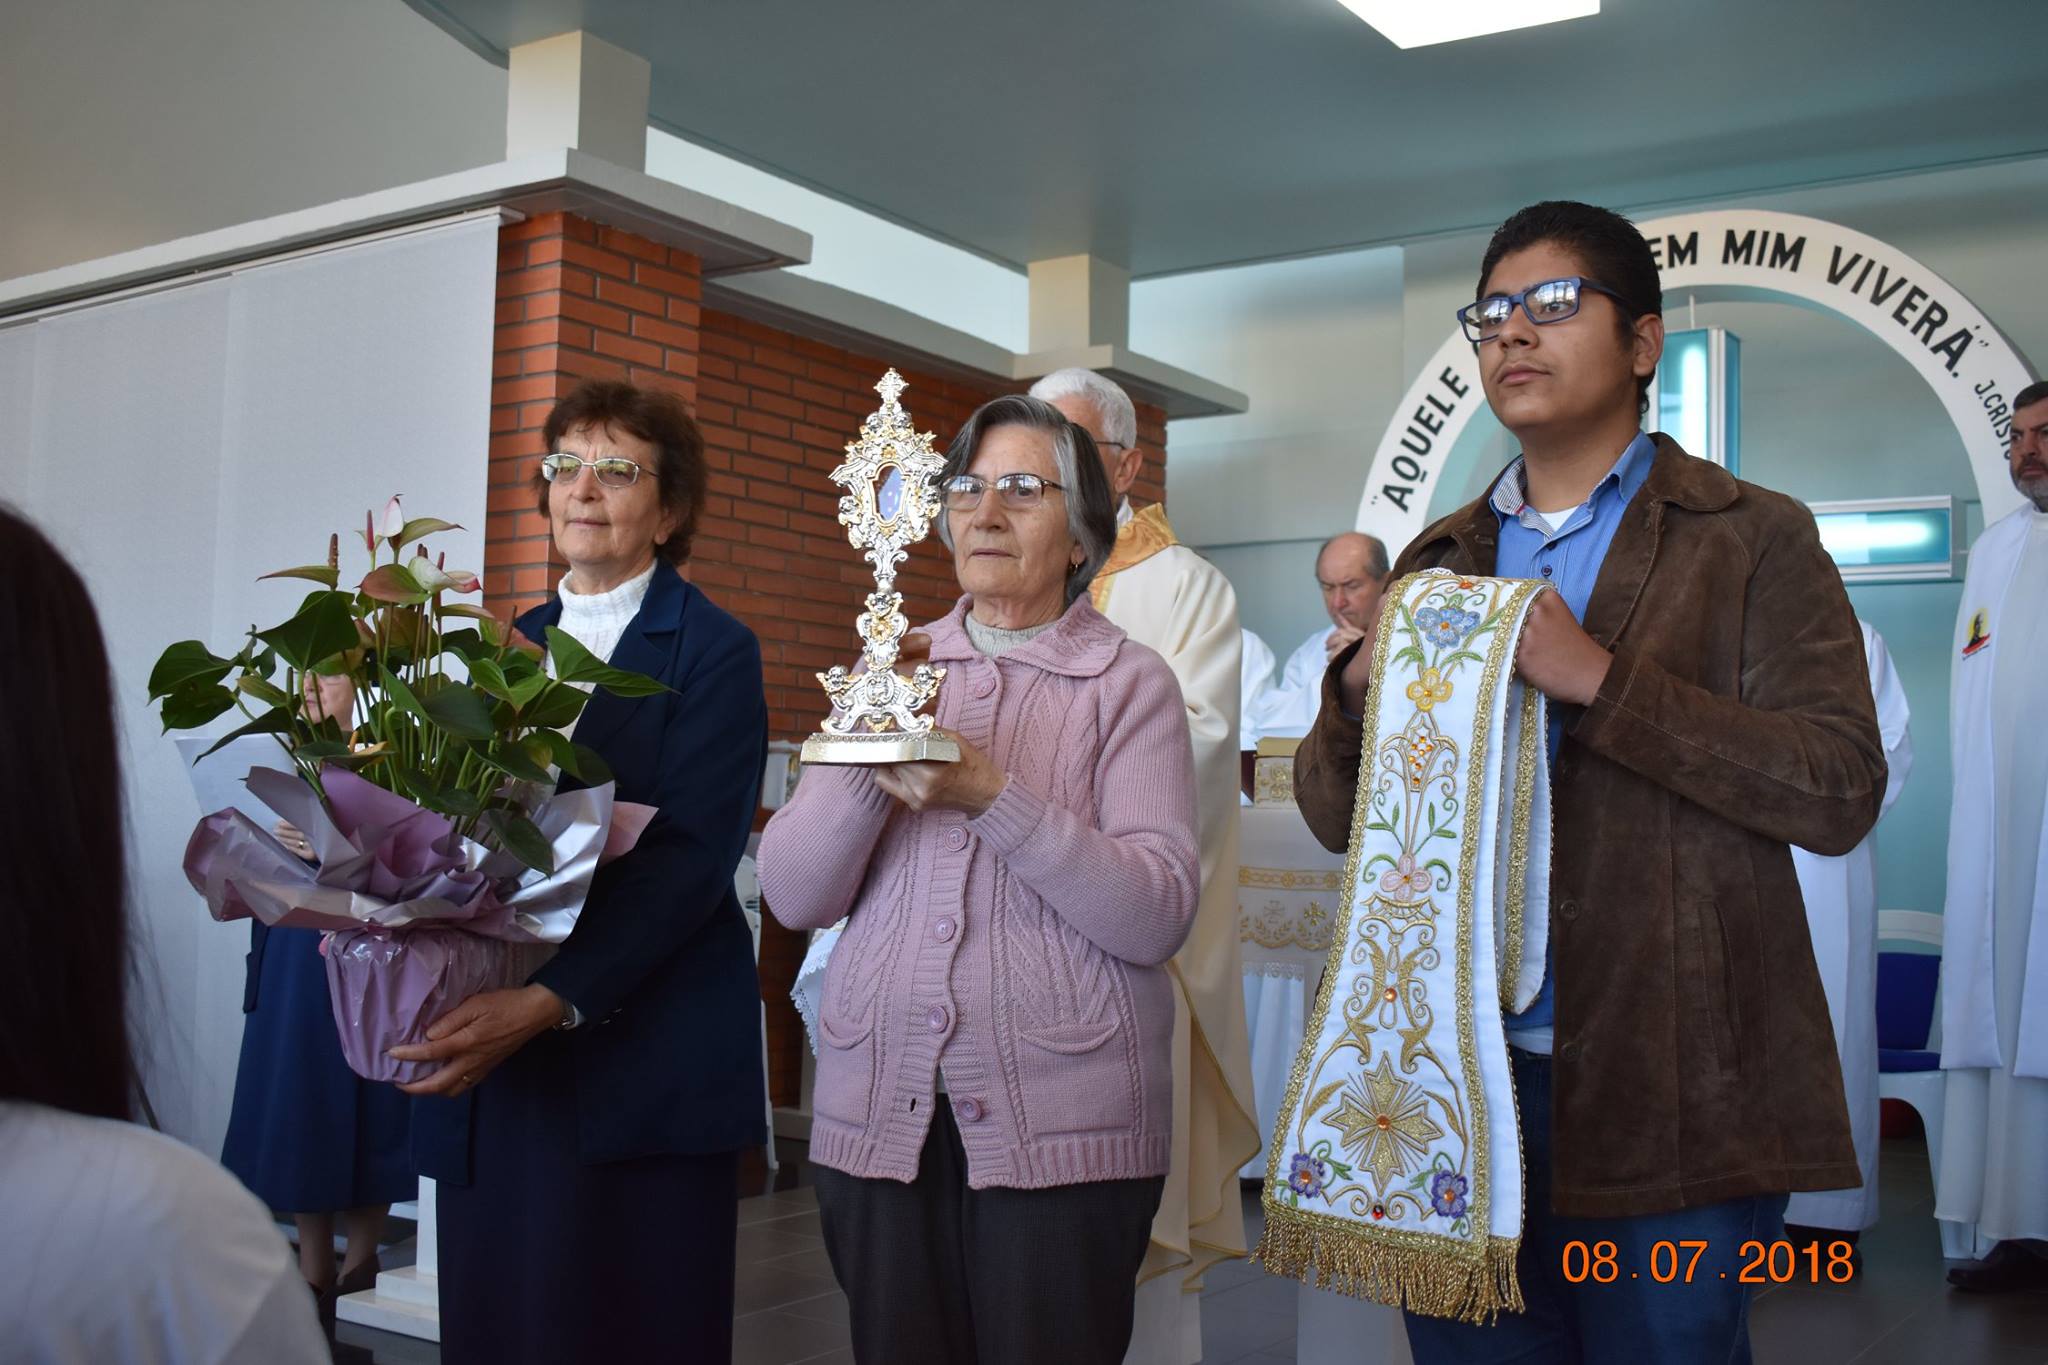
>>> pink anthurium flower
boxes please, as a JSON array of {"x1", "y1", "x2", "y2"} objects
[
  {"x1": 404, "y1": 558, "x2": 482, "y2": 595},
  {"x1": 362, "y1": 509, "x2": 376, "y2": 554},
  {"x1": 377, "y1": 495, "x2": 405, "y2": 542}
]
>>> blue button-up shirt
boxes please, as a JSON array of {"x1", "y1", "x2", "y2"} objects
[{"x1": 1491, "y1": 430, "x2": 1656, "y2": 1051}]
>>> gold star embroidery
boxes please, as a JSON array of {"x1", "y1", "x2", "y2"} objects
[{"x1": 1328, "y1": 1054, "x2": 1445, "y2": 1188}]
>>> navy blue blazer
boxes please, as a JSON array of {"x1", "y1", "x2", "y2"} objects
[{"x1": 415, "y1": 567, "x2": 770, "y2": 1176}]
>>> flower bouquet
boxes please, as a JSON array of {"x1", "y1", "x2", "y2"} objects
[{"x1": 155, "y1": 497, "x2": 661, "y2": 1082}]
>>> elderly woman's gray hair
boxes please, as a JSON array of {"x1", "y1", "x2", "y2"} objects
[
  {"x1": 1027, "y1": 368, "x2": 1138, "y2": 450},
  {"x1": 936, "y1": 394, "x2": 1118, "y2": 604}
]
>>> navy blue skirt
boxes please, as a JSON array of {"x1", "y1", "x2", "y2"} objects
[{"x1": 220, "y1": 923, "x2": 416, "y2": 1212}]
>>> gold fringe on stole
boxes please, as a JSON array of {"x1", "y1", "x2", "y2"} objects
[
  {"x1": 1255, "y1": 570, "x2": 1551, "y2": 1330},
  {"x1": 1252, "y1": 1211, "x2": 1524, "y2": 1325}
]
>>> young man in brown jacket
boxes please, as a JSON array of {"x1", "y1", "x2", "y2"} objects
[{"x1": 1294, "y1": 201, "x2": 1887, "y2": 1362}]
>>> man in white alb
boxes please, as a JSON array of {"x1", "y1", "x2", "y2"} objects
[
  {"x1": 1938, "y1": 378, "x2": 2048, "y2": 1293},
  {"x1": 1029, "y1": 369, "x2": 1260, "y2": 1363},
  {"x1": 1785, "y1": 620, "x2": 1912, "y2": 1247},
  {"x1": 1240, "y1": 627, "x2": 1279, "y2": 754},
  {"x1": 1259, "y1": 532, "x2": 1389, "y2": 739}
]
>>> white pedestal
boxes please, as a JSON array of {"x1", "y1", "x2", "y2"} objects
[{"x1": 337, "y1": 1177, "x2": 441, "y2": 1341}]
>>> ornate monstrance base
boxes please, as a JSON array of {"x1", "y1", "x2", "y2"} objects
[{"x1": 800, "y1": 730, "x2": 961, "y2": 765}]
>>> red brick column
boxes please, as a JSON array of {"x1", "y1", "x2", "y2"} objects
[{"x1": 486, "y1": 211, "x2": 702, "y2": 620}]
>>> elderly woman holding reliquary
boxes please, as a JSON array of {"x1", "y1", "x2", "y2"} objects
[
  {"x1": 759, "y1": 393, "x2": 1201, "y2": 1365},
  {"x1": 402, "y1": 379, "x2": 769, "y2": 1365}
]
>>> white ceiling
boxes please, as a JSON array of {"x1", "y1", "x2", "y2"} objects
[{"x1": 409, "y1": 0, "x2": 2048, "y2": 277}]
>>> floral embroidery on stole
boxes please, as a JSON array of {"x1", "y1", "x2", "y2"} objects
[{"x1": 1256, "y1": 570, "x2": 1553, "y2": 1324}]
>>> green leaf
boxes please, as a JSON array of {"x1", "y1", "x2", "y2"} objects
[
  {"x1": 148, "y1": 641, "x2": 233, "y2": 700},
  {"x1": 359, "y1": 565, "x2": 428, "y2": 605},
  {"x1": 507, "y1": 669, "x2": 552, "y2": 710},
  {"x1": 431, "y1": 787, "x2": 484, "y2": 820},
  {"x1": 422, "y1": 683, "x2": 495, "y2": 741},
  {"x1": 481, "y1": 808, "x2": 556, "y2": 874},
  {"x1": 159, "y1": 681, "x2": 238, "y2": 732},
  {"x1": 380, "y1": 667, "x2": 432, "y2": 725},
  {"x1": 545, "y1": 627, "x2": 672, "y2": 698},
  {"x1": 521, "y1": 681, "x2": 590, "y2": 730},
  {"x1": 325, "y1": 743, "x2": 391, "y2": 772},
  {"x1": 520, "y1": 730, "x2": 614, "y2": 785},
  {"x1": 391, "y1": 516, "x2": 462, "y2": 552},
  {"x1": 565, "y1": 742, "x2": 613, "y2": 786},
  {"x1": 480, "y1": 739, "x2": 553, "y2": 785},
  {"x1": 294, "y1": 740, "x2": 349, "y2": 762},
  {"x1": 195, "y1": 706, "x2": 292, "y2": 760},
  {"x1": 258, "y1": 564, "x2": 340, "y2": 589},
  {"x1": 256, "y1": 592, "x2": 360, "y2": 671},
  {"x1": 438, "y1": 627, "x2": 487, "y2": 660},
  {"x1": 466, "y1": 657, "x2": 515, "y2": 702},
  {"x1": 235, "y1": 674, "x2": 292, "y2": 708}
]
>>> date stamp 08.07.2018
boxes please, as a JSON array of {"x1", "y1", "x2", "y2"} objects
[{"x1": 1561, "y1": 1239, "x2": 1856, "y2": 1286}]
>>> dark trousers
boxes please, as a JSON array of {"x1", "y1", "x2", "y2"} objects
[
  {"x1": 436, "y1": 1034, "x2": 741, "y2": 1364},
  {"x1": 1405, "y1": 1049, "x2": 1786, "y2": 1365},
  {"x1": 813, "y1": 1107, "x2": 1164, "y2": 1365}
]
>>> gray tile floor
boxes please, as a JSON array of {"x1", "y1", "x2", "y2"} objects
[{"x1": 336, "y1": 1135, "x2": 2048, "y2": 1364}]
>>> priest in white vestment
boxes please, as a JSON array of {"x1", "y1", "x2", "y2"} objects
[
  {"x1": 1240, "y1": 627, "x2": 1278, "y2": 754},
  {"x1": 1786, "y1": 620, "x2": 1913, "y2": 1241},
  {"x1": 1938, "y1": 380, "x2": 2048, "y2": 1293},
  {"x1": 1258, "y1": 532, "x2": 1389, "y2": 739},
  {"x1": 1030, "y1": 369, "x2": 1260, "y2": 1365}
]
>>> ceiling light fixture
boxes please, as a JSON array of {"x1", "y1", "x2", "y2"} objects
[{"x1": 1336, "y1": 0, "x2": 1600, "y2": 49}]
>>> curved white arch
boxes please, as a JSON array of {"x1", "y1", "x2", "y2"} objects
[{"x1": 1356, "y1": 210, "x2": 2036, "y2": 549}]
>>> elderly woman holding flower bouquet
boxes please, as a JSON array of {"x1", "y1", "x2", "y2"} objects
[
  {"x1": 758, "y1": 394, "x2": 1201, "y2": 1365},
  {"x1": 402, "y1": 380, "x2": 769, "y2": 1364}
]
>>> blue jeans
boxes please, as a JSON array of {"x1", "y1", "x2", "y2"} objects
[{"x1": 1403, "y1": 1050, "x2": 1786, "y2": 1365}]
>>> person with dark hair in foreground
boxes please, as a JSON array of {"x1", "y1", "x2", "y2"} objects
[
  {"x1": 402, "y1": 379, "x2": 770, "y2": 1362},
  {"x1": 0, "y1": 504, "x2": 327, "y2": 1363},
  {"x1": 1935, "y1": 378, "x2": 2048, "y2": 1293},
  {"x1": 1293, "y1": 200, "x2": 1886, "y2": 1362}
]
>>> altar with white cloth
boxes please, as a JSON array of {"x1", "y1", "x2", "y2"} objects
[
  {"x1": 1239, "y1": 794, "x2": 1414, "y2": 1362},
  {"x1": 1236, "y1": 802, "x2": 1346, "y2": 1180}
]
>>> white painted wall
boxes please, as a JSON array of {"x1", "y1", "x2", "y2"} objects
[
  {"x1": 3, "y1": 0, "x2": 1031, "y2": 350},
  {"x1": 0, "y1": 221, "x2": 498, "y2": 1157},
  {"x1": 1131, "y1": 246, "x2": 1405, "y2": 662},
  {"x1": 1, "y1": 0, "x2": 506, "y2": 281}
]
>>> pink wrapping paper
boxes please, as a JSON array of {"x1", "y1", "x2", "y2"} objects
[{"x1": 184, "y1": 765, "x2": 652, "y2": 1082}]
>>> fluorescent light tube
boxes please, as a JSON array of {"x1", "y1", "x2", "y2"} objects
[{"x1": 1336, "y1": 0, "x2": 1600, "y2": 49}]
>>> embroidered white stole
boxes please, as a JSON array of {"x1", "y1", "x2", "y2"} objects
[{"x1": 1256, "y1": 569, "x2": 1552, "y2": 1323}]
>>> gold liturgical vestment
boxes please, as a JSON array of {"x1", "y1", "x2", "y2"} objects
[{"x1": 1092, "y1": 503, "x2": 1261, "y2": 1362}]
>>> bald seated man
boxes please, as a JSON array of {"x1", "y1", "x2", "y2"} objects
[{"x1": 1257, "y1": 532, "x2": 1390, "y2": 739}]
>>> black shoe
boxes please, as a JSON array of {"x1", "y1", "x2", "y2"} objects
[
  {"x1": 1947, "y1": 1240, "x2": 2048, "y2": 1294},
  {"x1": 305, "y1": 1278, "x2": 337, "y2": 1337},
  {"x1": 335, "y1": 1255, "x2": 380, "y2": 1298}
]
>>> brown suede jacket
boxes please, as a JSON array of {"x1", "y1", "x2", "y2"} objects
[{"x1": 1295, "y1": 437, "x2": 1885, "y2": 1218}]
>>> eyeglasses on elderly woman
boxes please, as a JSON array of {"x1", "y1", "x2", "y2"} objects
[
  {"x1": 539, "y1": 452, "x2": 646, "y2": 488},
  {"x1": 940, "y1": 471, "x2": 1067, "y2": 511}
]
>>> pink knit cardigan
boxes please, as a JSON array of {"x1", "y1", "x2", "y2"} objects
[{"x1": 757, "y1": 594, "x2": 1199, "y2": 1188}]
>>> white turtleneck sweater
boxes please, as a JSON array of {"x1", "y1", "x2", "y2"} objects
[
  {"x1": 553, "y1": 561, "x2": 658, "y2": 691},
  {"x1": 541, "y1": 560, "x2": 658, "y2": 1030}
]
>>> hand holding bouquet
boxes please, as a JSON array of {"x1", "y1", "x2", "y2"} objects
[{"x1": 155, "y1": 497, "x2": 659, "y2": 1081}]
